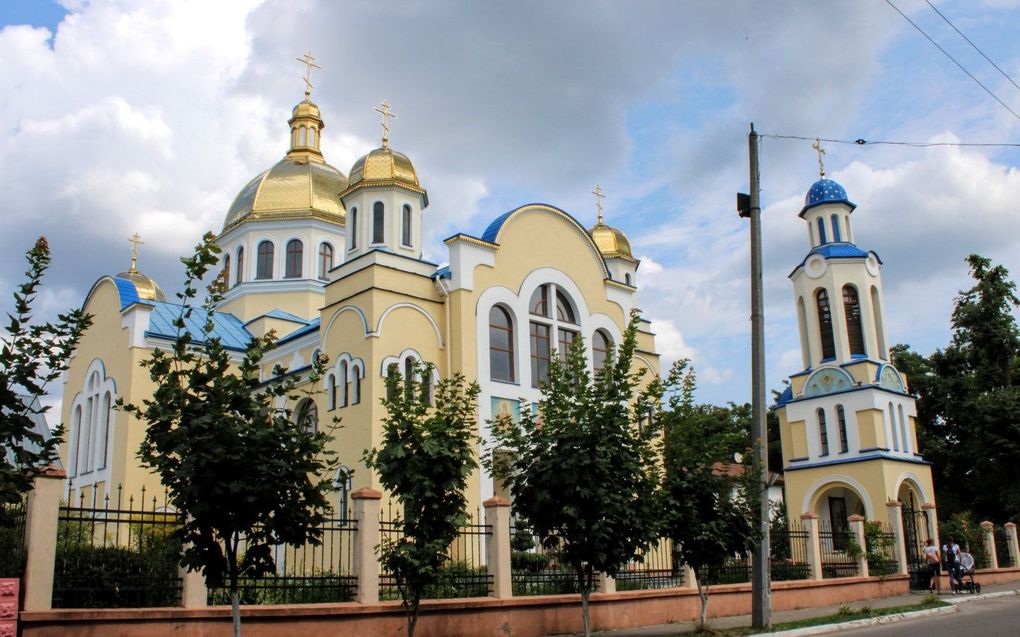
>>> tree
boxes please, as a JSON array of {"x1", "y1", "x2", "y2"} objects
[
  {"x1": 1, "y1": 237, "x2": 91, "y2": 514},
  {"x1": 363, "y1": 362, "x2": 480, "y2": 637},
  {"x1": 657, "y1": 360, "x2": 759, "y2": 631},
  {"x1": 121, "y1": 233, "x2": 338, "y2": 637},
  {"x1": 487, "y1": 312, "x2": 661, "y2": 637}
]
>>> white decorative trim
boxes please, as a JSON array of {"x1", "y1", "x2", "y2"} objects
[
  {"x1": 67, "y1": 359, "x2": 117, "y2": 493},
  {"x1": 801, "y1": 473, "x2": 875, "y2": 519},
  {"x1": 322, "y1": 305, "x2": 372, "y2": 341},
  {"x1": 893, "y1": 472, "x2": 930, "y2": 504},
  {"x1": 375, "y1": 302, "x2": 444, "y2": 349}
]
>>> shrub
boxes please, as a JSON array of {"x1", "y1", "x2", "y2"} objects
[{"x1": 512, "y1": 550, "x2": 552, "y2": 573}]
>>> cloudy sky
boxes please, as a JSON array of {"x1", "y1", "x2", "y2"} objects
[{"x1": 2, "y1": 0, "x2": 1019, "y2": 408}]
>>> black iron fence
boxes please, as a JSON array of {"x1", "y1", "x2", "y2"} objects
[
  {"x1": 206, "y1": 516, "x2": 357, "y2": 605},
  {"x1": 866, "y1": 525, "x2": 899, "y2": 576},
  {"x1": 818, "y1": 523, "x2": 858, "y2": 579},
  {"x1": 994, "y1": 526, "x2": 1015, "y2": 568},
  {"x1": 509, "y1": 519, "x2": 583, "y2": 596},
  {"x1": 616, "y1": 538, "x2": 683, "y2": 591},
  {"x1": 53, "y1": 485, "x2": 183, "y2": 608},
  {"x1": 0, "y1": 499, "x2": 27, "y2": 578},
  {"x1": 771, "y1": 523, "x2": 812, "y2": 581},
  {"x1": 379, "y1": 509, "x2": 492, "y2": 601}
]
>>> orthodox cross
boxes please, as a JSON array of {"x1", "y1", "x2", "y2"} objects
[
  {"x1": 592, "y1": 184, "x2": 607, "y2": 224},
  {"x1": 296, "y1": 51, "x2": 321, "y2": 98},
  {"x1": 128, "y1": 233, "x2": 143, "y2": 273},
  {"x1": 374, "y1": 99, "x2": 397, "y2": 148},
  {"x1": 812, "y1": 137, "x2": 826, "y2": 178}
]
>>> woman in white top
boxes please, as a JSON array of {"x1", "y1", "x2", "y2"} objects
[{"x1": 923, "y1": 538, "x2": 941, "y2": 593}]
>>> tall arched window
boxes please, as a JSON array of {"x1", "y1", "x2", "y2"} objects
[
  {"x1": 350, "y1": 208, "x2": 358, "y2": 250},
  {"x1": 817, "y1": 217, "x2": 828, "y2": 244},
  {"x1": 339, "y1": 361, "x2": 349, "y2": 407},
  {"x1": 70, "y1": 405, "x2": 82, "y2": 477},
  {"x1": 818, "y1": 408, "x2": 830, "y2": 455},
  {"x1": 373, "y1": 202, "x2": 385, "y2": 244},
  {"x1": 327, "y1": 373, "x2": 337, "y2": 410},
  {"x1": 836, "y1": 404, "x2": 849, "y2": 453},
  {"x1": 256, "y1": 241, "x2": 274, "y2": 279},
  {"x1": 593, "y1": 329, "x2": 613, "y2": 372},
  {"x1": 295, "y1": 398, "x2": 318, "y2": 434},
  {"x1": 318, "y1": 243, "x2": 333, "y2": 280},
  {"x1": 889, "y1": 402, "x2": 899, "y2": 451},
  {"x1": 401, "y1": 204, "x2": 412, "y2": 247},
  {"x1": 236, "y1": 247, "x2": 244, "y2": 285},
  {"x1": 816, "y1": 289, "x2": 836, "y2": 360},
  {"x1": 529, "y1": 284, "x2": 580, "y2": 386},
  {"x1": 98, "y1": 392, "x2": 112, "y2": 470},
  {"x1": 223, "y1": 254, "x2": 231, "y2": 288},
  {"x1": 843, "y1": 285, "x2": 865, "y2": 357},
  {"x1": 285, "y1": 239, "x2": 303, "y2": 278},
  {"x1": 489, "y1": 305, "x2": 515, "y2": 382},
  {"x1": 555, "y1": 291, "x2": 577, "y2": 361},
  {"x1": 830, "y1": 214, "x2": 842, "y2": 242},
  {"x1": 404, "y1": 356, "x2": 415, "y2": 401},
  {"x1": 352, "y1": 364, "x2": 363, "y2": 404}
]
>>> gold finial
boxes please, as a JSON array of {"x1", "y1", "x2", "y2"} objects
[
  {"x1": 128, "y1": 233, "x2": 144, "y2": 274},
  {"x1": 592, "y1": 184, "x2": 607, "y2": 225},
  {"x1": 812, "y1": 137, "x2": 826, "y2": 178},
  {"x1": 374, "y1": 99, "x2": 397, "y2": 148},
  {"x1": 296, "y1": 51, "x2": 322, "y2": 99}
]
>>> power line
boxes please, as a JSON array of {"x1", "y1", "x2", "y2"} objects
[
  {"x1": 760, "y1": 133, "x2": 1020, "y2": 148},
  {"x1": 885, "y1": 0, "x2": 1020, "y2": 122},
  {"x1": 923, "y1": 0, "x2": 1020, "y2": 94}
]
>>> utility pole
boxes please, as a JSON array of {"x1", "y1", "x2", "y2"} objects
[{"x1": 739, "y1": 122, "x2": 771, "y2": 629}]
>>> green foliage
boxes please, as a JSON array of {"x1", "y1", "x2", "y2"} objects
[
  {"x1": 363, "y1": 363, "x2": 479, "y2": 637},
  {"x1": 120, "y1": 233, "x2": 339, "y2": 635},
  {"x1": 511, "y1": 550, "x2": 552, "y2": 573},
  {"x1": 862, "y1": 521, "x2": 896, "y2": 577},
  {"x1": 486, "y1": 311, "x2": 661, "y2": 637},
  {"x1": 207, "y1": 573, "x2": 356, "y2": 605},
  {"x1": 1, "y1": 237, "x2": 91, "y2": 508},
  {"x1": 892, "y1": 254, "x2": 1020, "y2": 522},
  {"x1": 53, "y1": 543, "x2": 182, "y2": 608},
  {"x1": 939, "y1": 511, "x2": 989, "y2": 567},
  {"x1": 0, "y1": 505, "x2": 26, "y2": 577}
]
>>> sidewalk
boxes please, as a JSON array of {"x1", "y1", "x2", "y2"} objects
[{"x1": 561, "y1": 582, "x2": 1020, "y2": 637}]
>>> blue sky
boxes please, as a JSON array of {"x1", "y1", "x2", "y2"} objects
[{"x1": 2, "y1": 0, "x2": 1020, "y2": 409}]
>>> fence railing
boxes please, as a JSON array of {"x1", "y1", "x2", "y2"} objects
[
  {"x1": 771, "y1": 524, "x2": 812, "y2": 581},
  {"x1": 206, "y1": 516, "x2": 357, "y2": 605},
  {"x1": 509, "y1": 520, "x2": 583, "y2": 596},
  {"x1": 53, "y1": 485, "x2": 183, "y2": 608},
  {"x1": 818, "y1": 523, "x2": 859, "y2": 579},
  {"x1": 0, "y1": 499, "x2": 27, "y2": 578},
  {"x1": 616, "y1": 538, "x2": 683, "y2": 591},
  {"x1": 867, "y1": 526, "x2": 899, "y2": 576}
]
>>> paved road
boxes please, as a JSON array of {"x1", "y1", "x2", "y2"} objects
[{"x1": 843, "y1": 596, "x2": 1020, "y2": 637}]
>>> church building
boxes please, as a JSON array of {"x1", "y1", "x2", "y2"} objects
[{"x1": 57, "y1": 64, "x2": 660, "y2": 519}]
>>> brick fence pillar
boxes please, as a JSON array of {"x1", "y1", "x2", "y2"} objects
[
  {"x1": 483, "y1": 497, "x2": 512, "y2": 598},
  {"x1": 352, "y1": 488, "x2": 382, "y2": 603},
  {"x1": 847, "y1": 515, "x2": 869, "y2": 578},
  {"x1": 980, "y1": 521, "x2": 998, "y2": 570},
  {"x1": 22, "y1": 467, "x2": 65, "y2": 611},
  {"x1": 1005, "y1": 522, "x2": 1019, "y2": 568},
  {"x1": 885, "y1": 500, "x2": 908, "y2": 575},
  {"x1": 800, "y1": 513, "x2": 822, "y2": 580}
]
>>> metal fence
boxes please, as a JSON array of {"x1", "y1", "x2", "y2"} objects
[
  {"x1": 818, "y1": 523, "x2": 858, "y2": 578},
  {"x1": 701, "y1": 557, "x2": 751, "y2": 585},
  {"x1": 0, "y1": 499, "x2": 27, "y2": 578},
  {"x1": 994, "y1": 526, "x2": 1015, "y2": 568},
  {"x1": 616, "y1": 538, "x2": 683, "y2": 591},
  {"x1": 379, "y1": 508, "x2": 492, "y2": 600},
  {"x1": 509, "y1": 519, "x2": 583, "y2": 596},
  {"x1": 867, "y1": 525, "x2": 899, "y2": 576},
  {"x1": 53, "y1": 485, "x2": 183, "y2": 608},
  {"x1": 206, "y1": 516, "x2": 357, "y2": 605},
  {"x1": 771, "y1": 523, "x2": 812, "y2": 581}
]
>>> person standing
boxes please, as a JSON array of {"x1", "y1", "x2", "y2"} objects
[
  {"x1": 943, "y1": 536, "x2": 962, "y2": 594},
  {"x1": 924, "y1": 538, "x2": 941, "y2": 593}
]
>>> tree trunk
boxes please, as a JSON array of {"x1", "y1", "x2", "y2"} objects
[
  {"x1": 581, "y1": 588, "x2": 591, "y2": 637},
  {"x1": 406, "y1": 598, "x2": 420, "y2": 637},
  {"x1": 231, "y1": 589, "x2": 241, "y2": 637},
  {"x1": 696, "y1": 578, "x2": 709, "y2": 631}
]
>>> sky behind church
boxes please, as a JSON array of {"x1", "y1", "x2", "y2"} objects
[{"x1": 2, "y1": 0, "x2": 1020, "y2": 407}]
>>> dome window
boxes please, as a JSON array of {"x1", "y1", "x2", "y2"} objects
[
  {"x1": 401, "y1": 204, "x2": 412, "y2": 247},
  {"x1": 318, "y1": 242, "x2": 333, "y2": 280},
  {"x1": 816, "y1": 288, "x2": 836, "y2": 360},
  {"x1": 285, "y1": 239, "x2": 303, "y2": 279},
  {"x1": 831, "y1": 214, "x2": 842, "y2": 242},
  {"x1": 236, "y1": 247, "x2": 244, "y2": 285},
  {"x1": 818, "y1": 408, "x2": 830, "y2": 456},
  {"x1": 372, "y1": 202, "x2": 385, "y2": 244},
  {"x1": 843, "y1": 285, "x2": 866, "y2": 357},
  {"x1": 223, "y1": 254, "x2": 231, "y2": 288},
  {"x1": 256, "y1": 241, "x2": 274, "y2": 279},
  {"x1": 349, "y1": 208, "x2": 358, "y2": 250}
]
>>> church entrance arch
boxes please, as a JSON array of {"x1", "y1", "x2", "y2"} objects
[{"x1": 897, "y1": 478, "x2": 931, "y2": 589}]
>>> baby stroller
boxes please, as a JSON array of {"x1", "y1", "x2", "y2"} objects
[{"x1": 958, "y1": 552, "x2": 981, "y2": 594}]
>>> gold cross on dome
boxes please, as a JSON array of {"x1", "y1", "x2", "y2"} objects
[
  {"x1": 812, "y1": 137, "x2": 826, "y2": 178},
  {"x1": 374, "y1": 99, "x2": 397, "y2": 148},
  {"x1": 296, "y1": 51, "x2": 322, "y2": 98},
  {"x1": 128, "y1": 233, "x2": 144, "y2": 273},
  {"x1": 592, "y1": 184, "x2": 607, "y2": 224}
]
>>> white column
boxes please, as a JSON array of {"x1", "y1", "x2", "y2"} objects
[
  {"x1": 800, "y1": 513, "x2": 823, "y2": 580},
  {"x1": 885, "y1": 500, "x2": 909, "y2": 575},
  {"x1": 483, "y1": 497, "x2": 512, "y2": 599},
  {"x1": 980, "y1": 521, "x2": 998, "y2": 570},
  {"x1": 352, "y1": 487, "x2": 382, "y2": 603},
  {"x1": 848, "y1": 515, "x2": 869, "y2": 578}
]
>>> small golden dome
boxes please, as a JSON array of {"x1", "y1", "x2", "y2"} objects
[
  {"x1": 291, "y1": 99, "x2": 321, "y2": 120},
  {"x1": 342, "y1": 146, "x2": 428, "y2": 205},
  {"x1": 589, "y1": 222, "x2": 633, "y2": 260},
  {"x1": 115, "y1": 270, "x2": 167, "y2": 302}
]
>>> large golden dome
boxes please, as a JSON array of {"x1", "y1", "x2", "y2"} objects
[
  {"x1": 342, "y1": 146, "x2": 428, "y2": 205},
  {"x1": 589, "y1": 221, "x2": 633, "y2": 260}
]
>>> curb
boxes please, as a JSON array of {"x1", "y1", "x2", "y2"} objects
[
  {"x1": 942, "y1": 589, "x2": 1017, "y2": 605},
  {"x1": 754, "y1": 605, "x2": 957, "y2": 637}
]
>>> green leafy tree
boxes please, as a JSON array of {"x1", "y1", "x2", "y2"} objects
[
  {"x1": 363, "y1": 363, "x2": 480, "y2": 637},
  {"x1": 1, "y1": 237, "x2": 91, "y2": 513},
  {"x1": 121, "y1": 233, "x2": 339, "y2": 637},
  {"x1": 657, "y1": 361, "x2": 759, "y2": 630},
  {"x1": 487, "y1": 312, "x2": 661, "y2": 637}
]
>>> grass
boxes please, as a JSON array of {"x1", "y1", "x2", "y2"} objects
[{"x1": 674, "y1": 595, "x2": 949, "y2": 636}]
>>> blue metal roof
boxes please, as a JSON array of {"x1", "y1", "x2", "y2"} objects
[
  {"x1": 247, "y1": 309, "x2": 310, "y2": 326},
  {"x1": 146, "y1": 301, "x2": 254, "y2": 351},
  {"x1": 481, "y1": 209, "x2": 516, "y2": 243},
  {"x1": 812, "y1": 243, "x2": 870, "y2": 259},
  {"x1": 800, "y1": 178, "x2": 856, "y2": 215},
  {"x1": 276, "y1": 317, "x2": 321, "y2": 345},
  {"x1": 112, "y1": 277, "x2": 144, "y2": 309},
  {"x1": 776, "y1": 386, "x2": 794, "y2": 407}
]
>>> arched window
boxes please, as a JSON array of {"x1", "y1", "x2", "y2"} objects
[
  {"x1": 529, "y1": 284, "x2": 579, "y2": 386},
  {"x1": 256, "y1": 241, "x2": 274, "y2": 279},
  {"x1": 836, "y1": 405, "x2": 849, "y2": 453},
  {"x1": 555, "y1": 290, "x2": 576, "y2": 324},
  {"x1": 625, "y1": 272, "x2": 633, "y2": 286},
  {"x1": 339, "y1": 361, "x2": 349, "y2": 407},
  {"x1": 889, "y1": 402, "x2": 899, "y2": 451},
  {"x1": 70, "y1": 405, "x2": 82, "y2": 477},
  {"x1": 98, "y1": 392, "x2": 112, "y2": 470},
  {"x1": 817, "y1": 217, "x2": 827, "y2": 244},
  {"x1": 898, "y1": 404, "x2": 909, "y2": 454},
  {"x1": 318, "y1": 243, "x2": 333, "y2": 280},
  {"x1": 530, "y1": 323, "x2": 551, "y2": 388},
  {"x1": 223, "y1": 254, "x2": 231, "y2": 288},
  {"x1": 236, "y1": 247, "x2": 244, "y2": 285},
  {"x1": 373, "y1": 202, "x2": 385, "y2": 244},
  {"x1": 401, "y1": 204, "x2": 412, "y2": 247},
  {"x1": 350, "y1": 208, "x2": 358, "y2": 250},
  {"x1": 489, "y1": 305, "x2": 515, "y2": 382},
  {"x1": 285, "y1": 239, "x2": 303, "y2": 278},
  {"x1": 295, "y1": 399, "x2": 318, "y2": 434},
  {"x1": 816, "y1": 289, "x2": 836, "y2": 360},
  {"x1": 530, "y1": 285, "x2": 549, "y2": 317},
  {"x1": 352, "y1": 364, "x2": 363, "y2": 404},
  {"x1": 818, "y1": 408, "x2": 830, "y2": 455},
  {"x1": 386, "y1": 363, "x2": 400, "y2": 401},
  {"x1": 404, "y1": 356, "x2": 415, "y2": 401},
  {"x1": 327, "y1": 373, "x2": 337, "y2": 410},
  {"x1": 593, "y1": 329, "x2": 612, "y2": 372},
  {"x1": 830, "y1": 214, "x2": 842, "y2": 242},
  {"x1": 843, "y1": 285, "x2": 865, "y2": 357}
]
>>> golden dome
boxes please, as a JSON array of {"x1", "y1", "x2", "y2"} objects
[
  {"x1": 291, "y1": 100, "x2": 321, "y2": 120},
  {"x1": 115, "y1": 270, "x2": 167, "y2": 302},
  {"x1": 589, "y1": 221, "x2": 633, "y2": 260},
  {"x1": 342, "y1": 146, "x2": 428, "y2": 205}
]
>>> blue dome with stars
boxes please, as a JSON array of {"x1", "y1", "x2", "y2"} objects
[{"x1": 800, "y1": 178, "x2": 855, "y2": 216}]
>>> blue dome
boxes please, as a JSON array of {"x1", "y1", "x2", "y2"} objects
[{"x1": 802, "y1": 178, "x2": 854, "y2": 212}]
